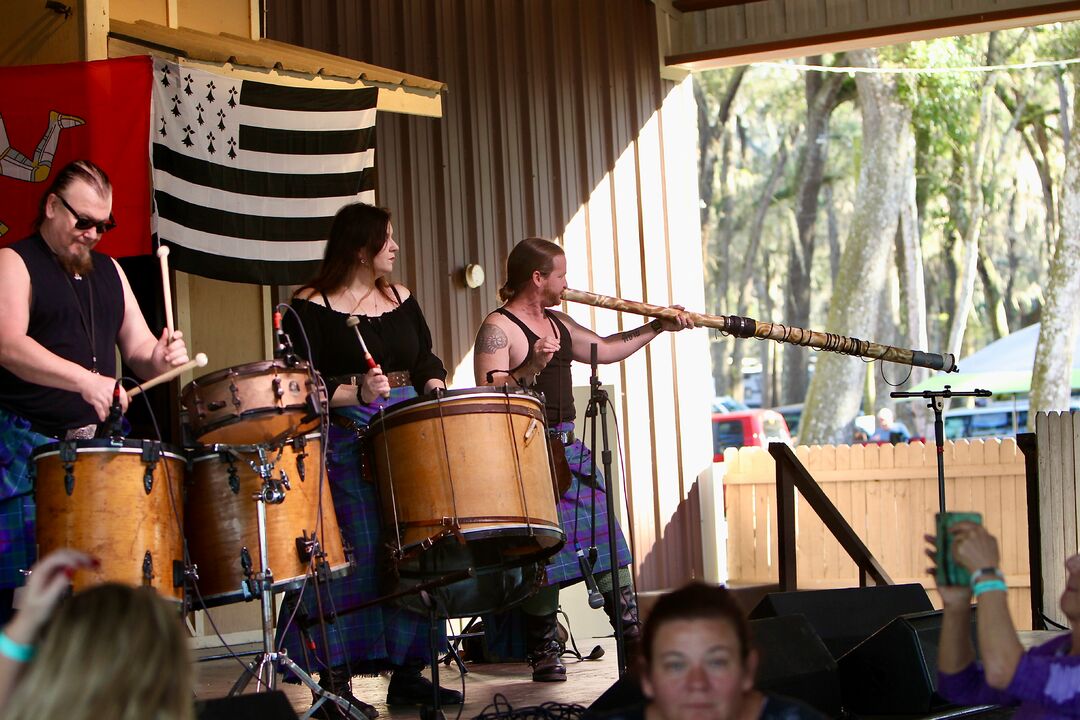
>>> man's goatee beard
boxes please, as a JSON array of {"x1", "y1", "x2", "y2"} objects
[{"x1": 59, "y1": 250, "x2": 94, "y2": 277}]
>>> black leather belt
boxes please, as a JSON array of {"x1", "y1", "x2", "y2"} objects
[{"x1": 548, "y1": 429, "x2": 575, "y2": 446}]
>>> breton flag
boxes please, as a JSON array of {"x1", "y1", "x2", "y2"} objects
[{"x1": 150, "y1": 61, "x2": 377, "y2": 285}]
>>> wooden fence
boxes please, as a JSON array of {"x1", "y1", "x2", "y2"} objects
[{"x1": 722, "y1": 439, "x2": 1032, "y2": 630}]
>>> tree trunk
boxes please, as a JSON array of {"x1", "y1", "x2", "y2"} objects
[
  {"x1": 1030, "y1": 69, "x2": 1080, "y2": 418},
  {"x1": 799, "y1": 49, "x2": 913, "y2": 445},
  {"x1": 783, "y1": 63, "x2": 845, "y2": 405},
  {"x1": 897, "y1": 149, "x2": 930, "y2": 436},
  {"x1": 947, "y1": 78, "x2": 997, "y2": 357}
]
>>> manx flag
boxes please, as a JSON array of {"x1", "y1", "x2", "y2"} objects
[
  {"x1": 0, "y1": 56, "x2": 153, "y2": 256},
  {"x1": 151, "y1": 61, "x2": 377, "y2": 284}
]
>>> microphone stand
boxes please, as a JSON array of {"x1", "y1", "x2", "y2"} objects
[
  {"x1": 585, "y1": 343, "x2": 627, "y2": 676},
  {"x1": 890, "y1": 385, "x2": 991, "y2": 513}
]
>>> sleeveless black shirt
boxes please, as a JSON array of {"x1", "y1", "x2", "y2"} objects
[
  {"x1": 495, "y1": 307, "x2": 576, "y2": 425},
  {"x1": 0, "y1": 234, "x2": 125, "y2": 434}
]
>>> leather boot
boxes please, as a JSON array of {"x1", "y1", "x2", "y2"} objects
[
  {"x1": 602, "y1": 585, "x2": 642, "y2": 660},
  {"x1": 386, "y1": 663, "x2": 464, "y2": 706},
  {"x1": 313, "y1": 665, "x2": 379, "y2": 719},
  {"x1": 524, "y1": 611, "x2": 567, "y2": 682}
]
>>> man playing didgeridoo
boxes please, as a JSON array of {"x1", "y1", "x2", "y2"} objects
[{"x1": 473, "y1": 237, "x2": 692, "y2": 681}]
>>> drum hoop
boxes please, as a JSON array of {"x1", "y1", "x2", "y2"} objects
[
  {"x1": 181, "y1": 359, "x2": 312, "y2": 395},
  {"x1": 371, "y1": 402, "x2": 543, "y2": 434},
  {"x1": 375, "y1": 387, "x2": 542, "y2": 419},
  {"x1": 30, "y1": 440, "x2": 187, "y2": 462},
  {"x1": 398, "y1": 516, "x2": 562, "y2": 530},
  {"x1": 189, "y1": 432, "x2": 324, "y2": 460}
]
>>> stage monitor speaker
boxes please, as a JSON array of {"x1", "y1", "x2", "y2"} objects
[
  {"x1": 195, "y1": 691, "x2": 299, "y2": 720},
  {"x1": 838, "y1": 608, "x2": 978, "y2": 715},
  {"x1": 749, "y1": 583, "x2": 933, "y2": 659},
  {"x1": 751, "y1": 614, "x2": 841, "y2": 716}
]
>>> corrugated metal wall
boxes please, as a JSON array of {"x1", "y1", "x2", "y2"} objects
[{"x1": 264, "y1": 0, "x2": 715, "y2": 591}]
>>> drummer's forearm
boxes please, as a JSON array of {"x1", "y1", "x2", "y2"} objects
[
  {"x1": 329, "y1": 384, "x2": 361, "y2": 408},
  {"x1": 0, "y1": 335, "x2": 97, "y2": 393}
]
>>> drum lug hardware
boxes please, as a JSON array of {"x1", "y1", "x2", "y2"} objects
[
  {"x1": 279, "y1": 468, "x2": 291, "y2": 492},
  {"x1": 240, "y1": 547, "x2": 257, "y2": 601},
  {"x1": 272, "y1": 377, "x2": 284, "y2": 406},
  {"x1": 143, "y1": 551, "x2": 154, "y2": 586},
  {"x1": 229, "y1": 380, "x2": 242, "y2": 410},
  {"x1": 291, "y1": 436, "x2": 308, "y2": 482},
  {"x1": 207, "y1": 400, "x2": 226, "y2": 411},
  {"x1": 223, "y1": 455, "x2": 240, "y2": 494},
  {"x1": 141, "y1": 441, "x2": 160, "y2": 494},
  {"x1": 173, "y1": 560, "x2": 188, "y2": 588},
  {"x1": 60, "y1": 441, "x2": 77, "y2": 496}
]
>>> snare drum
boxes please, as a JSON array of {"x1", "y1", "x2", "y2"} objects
[
  {"x1": 367, "y1": 387, "x2": 565, "y2": 616},
  {"x1": 32, "y1": 439, "x2": 187, "y2": 601},
  {"x1": 181, "y1": 360, "x2": 318, "y2": 446},
  {"x1": 185, "y1": 434, "x2": 348, "y2": 606}
]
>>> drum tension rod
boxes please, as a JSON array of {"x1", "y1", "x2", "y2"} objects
[
  {"x1": 141, "y1": 441, "x2": 161, "y2": 495},
  {"x1": 60, "y1": 441, "x2": 77, "y2": 496},
  {"x1": 143, "y1": 551, "x2": 154, "y2": 586}
]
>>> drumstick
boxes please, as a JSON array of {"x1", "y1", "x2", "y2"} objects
[
  {"x1": 128, "y1": 353, "x2": 208, "y2": 397},
  {"x1": 156, "y1": 246, "x2": 175, "y2": 336},
  {"x1": 345, "y1": 315, "x2": 378, "y2": 370}
]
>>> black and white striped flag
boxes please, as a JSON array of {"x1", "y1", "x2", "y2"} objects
[{"x1": 151, "y1": 61, "x2": 377, "y2": 284}]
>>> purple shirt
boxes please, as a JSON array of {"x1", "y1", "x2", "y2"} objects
[{"x1": 938, "y1": 634, "x2": 1080, "y2": 718}]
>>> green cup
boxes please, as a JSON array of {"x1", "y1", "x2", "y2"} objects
[{"x1": 935, "y1": 511, "x2": 982, "y2": 587}]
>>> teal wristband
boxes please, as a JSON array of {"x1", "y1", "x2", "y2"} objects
[
  {"x1": 0, "y1": 630, "x2": 34, "y2": 663},
  {"x1": 969, "y1": 567, "x2": 1004, "y2": 587},
  {"x1": 972, "y1": 578, "x2": 1008, "y2": 597}
]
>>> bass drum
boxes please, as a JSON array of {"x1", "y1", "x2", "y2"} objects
[
  {"x1": 367, "y1": 387, "x2": 565, "y2": 617},
  {"x1": 185, "y1": 434, "x2": 348, "y2": 607},
  {"x1": 32, "y1": 439, "x2": 187, "y2": 601}
]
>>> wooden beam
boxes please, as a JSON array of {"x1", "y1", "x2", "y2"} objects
[{"x1": 671, "y1": 0, "x2": 763, "y2": 11}]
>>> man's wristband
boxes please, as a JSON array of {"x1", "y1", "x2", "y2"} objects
[
  {"x1": 969, "y1": 567, "x2": 1004, "y2": 587},
  {"x1": 972, "y1": 578, "x2": 1008, "y2": 597},
  {"x1": 0, "y1": 630, "x2": 34, "y2": 663},
  {"x1": 650, "y1": 319, "x2": 663, "y2": 333}
]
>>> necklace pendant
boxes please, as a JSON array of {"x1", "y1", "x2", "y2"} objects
[{"x1": 73, "y1": 273, "x2": 82, "y2": 280}]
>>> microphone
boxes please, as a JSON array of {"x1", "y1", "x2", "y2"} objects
[
  {"x1": 273, "y1": 311, "x2": 297, "y2": 365},
  {"x1": 96, "y1": 379, "x2": 124, "y2": 440},
  {"x1": 577, "y1": 548, "x2": 605, "y2": 609}
]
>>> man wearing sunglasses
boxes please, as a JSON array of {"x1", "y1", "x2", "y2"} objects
[{"x1": 0, "y1": 159, "x2": 189, "y2": 621}]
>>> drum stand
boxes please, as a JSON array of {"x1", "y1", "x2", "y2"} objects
[{"x1": 225, "y1": 445, "x2": 367, "y2": 720}]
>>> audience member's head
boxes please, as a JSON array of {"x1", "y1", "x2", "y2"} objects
[
  {"x1": 639, "y1": 582, "x2": 757, "y2": 720},
  {"x1": 3, "y1": 583, "x2": 193, "y2": 720}
]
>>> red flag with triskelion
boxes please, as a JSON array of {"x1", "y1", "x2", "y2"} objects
[{"x1": 0, "y1": 56, "x2": 152, "y2": 256}]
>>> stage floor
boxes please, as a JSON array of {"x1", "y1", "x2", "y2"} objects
[{"x1": 194, "y1": 636, "x2": 621, "y2": 718}]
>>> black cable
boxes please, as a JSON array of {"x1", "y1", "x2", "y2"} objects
[{"x1": 472, "y1": 693, "x2": 588, "y2": 720}]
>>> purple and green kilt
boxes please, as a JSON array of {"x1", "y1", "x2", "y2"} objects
[
  {"x1": 0, "y1": 407, "x2": 51, "y2": 589},
  {"x1": 276, "y1": 387, "x2": 442, "y2": 674},
  {"x1": 544, "y1": 422, "x2": 632, "y2": 586}
]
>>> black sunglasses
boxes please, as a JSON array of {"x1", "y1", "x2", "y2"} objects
[{"x1": 56, "y1": 194, "x2": 116, "y2": 234}]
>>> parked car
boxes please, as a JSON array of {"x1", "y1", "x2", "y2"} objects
[
  {"x1": 712, "y1": 409, "x2": 792, "y2": 462},
  {"x1": 712, "y1": 395, "x2": 750, "y2": 413},
  {"x1": 771, "y1": 403, "x2": 803, "y2": 438}
]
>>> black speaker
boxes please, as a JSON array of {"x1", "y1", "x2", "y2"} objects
[
  {"x1": 195, "y1": 691, "x2": 299, "y2": 720},
  {"x1": 750, "y1": 583, "x2": 933, "y2": 659},
  {"x1": 838, "y1": 608, "x2": 978, "y2": 715},
  {"x1": 751, "y1": 614, "x2": 841, "y2": 716}
]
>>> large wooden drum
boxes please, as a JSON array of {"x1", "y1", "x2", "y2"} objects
[
  {"x1": 367, "y1": 387, "x2": 565, "y2": 616},
  {"x1": 181, "y1": 360, "x2": 318, "y2": 446},
  {"x1": 185, "y1": 433, "x2": 348, "y2": 606},
  {"x1": 32, "y1": 439, "x2": 187, "y2": 601}
]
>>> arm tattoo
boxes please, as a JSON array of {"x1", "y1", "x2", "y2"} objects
[
  {"x1": 475, "y1": 323, "x2": 509, "y2": 354},
  {"x1": 620, "y1": 327, "x2": 643, "y2": 343}
]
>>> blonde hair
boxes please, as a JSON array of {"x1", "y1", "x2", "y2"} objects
[{"x1": 4, "y1": 584, "x2": 193, "y2": 720}]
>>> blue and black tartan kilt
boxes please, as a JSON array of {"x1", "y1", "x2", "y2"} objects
[
  {"x1": 543, "y1": 423, "x2": 632, "y2": 586},
  {"x1": 275, "y1": 388, "x2": 442, "y2": 675},
  {"x1": 0, "y1": 407, "x2": 51, "y2": 589}
]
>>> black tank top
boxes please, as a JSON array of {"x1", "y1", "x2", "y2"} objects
[
  {"x1": 0, "y1": 234, "x2": 124, "y2": 434},
  {"x1": 495, "y1": 307, "x2": 575, "y2": 425}
]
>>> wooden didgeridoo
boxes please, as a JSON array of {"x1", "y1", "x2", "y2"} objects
[
  {"x1": 561, "y1": 288, "x2": 957, "y2": 373},
  {"x1": 128, "y1": 353, "x2": 208, "y2": 397}
]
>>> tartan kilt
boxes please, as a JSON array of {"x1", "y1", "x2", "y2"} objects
[
  {"x1": 275, "y1": 388, "x2": 442, "y2": 674},
  {"x1": 0, "y1": 407, "x2": 51, "y2": 588},
  {"x1": 543, "y1": 425, "x2": 632, "y2": 586}
]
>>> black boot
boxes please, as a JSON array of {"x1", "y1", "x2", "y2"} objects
[
  {"x1": 602, "y1": 585, "x2": 642, "y2": 659},
  {"x1": 524, "y1": 611, "x2": 567, "y2": 682},
  {"x1": 313, "y1": 665, "x2": 379, "y2": 719},
  {"x1": 386, "y1": 663, "x2": 464, "y2": 706}
]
